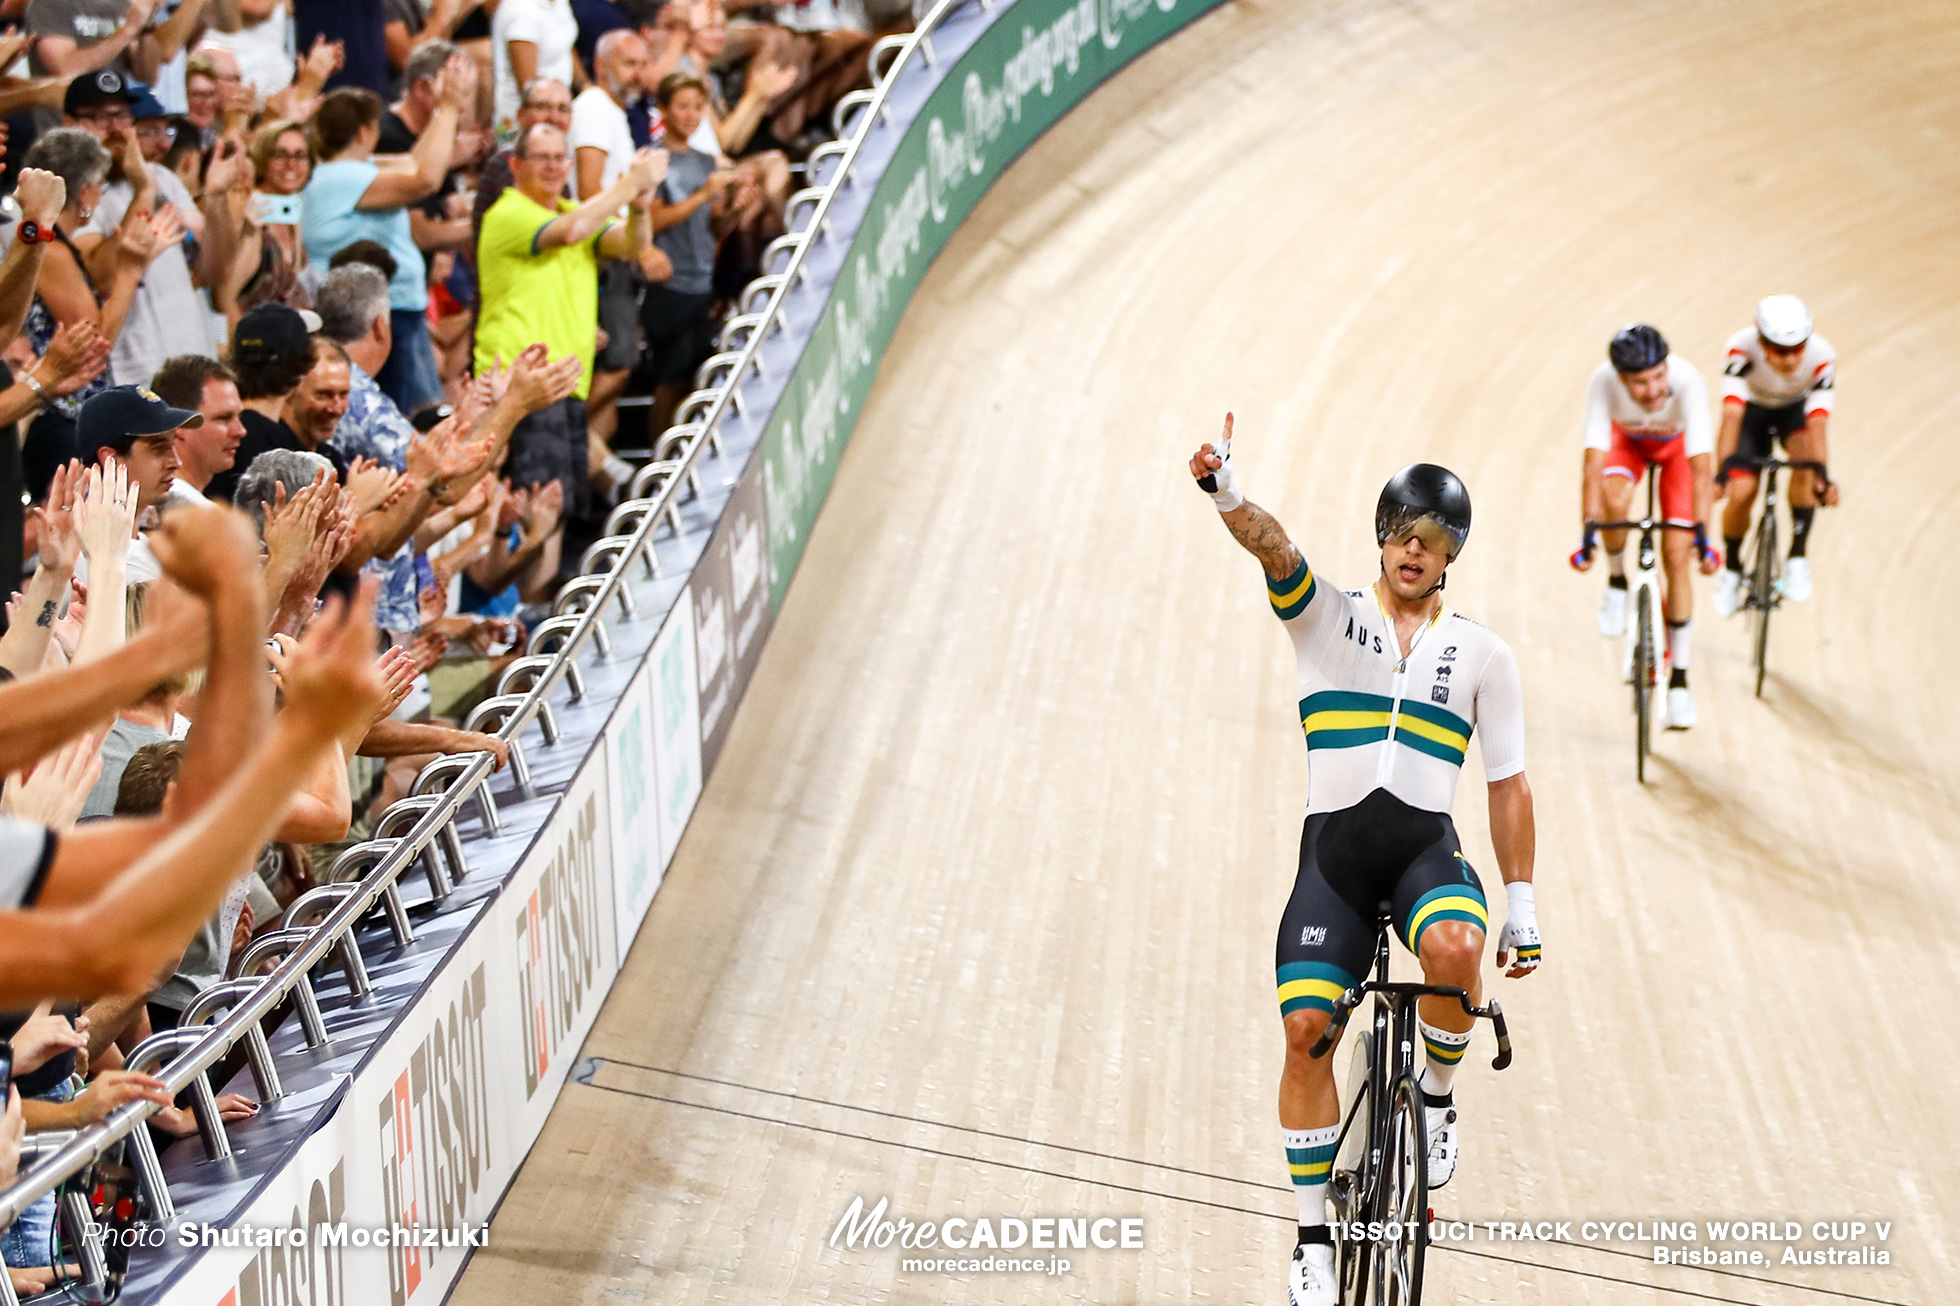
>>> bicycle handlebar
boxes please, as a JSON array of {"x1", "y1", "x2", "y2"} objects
[{"x1": 1306, "y1": 983, "x2": 1513, "y2": 1070}]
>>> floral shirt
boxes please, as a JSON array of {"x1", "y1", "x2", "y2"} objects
[{"x1": 327, "y1": 364, "x2": 421, "y2": 634}]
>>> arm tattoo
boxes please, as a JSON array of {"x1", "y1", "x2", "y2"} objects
[
  {"x1": 1221, "y1": 500, "x2": 1305, "y2": 581},
  {"x1": 35, "y1": 601, "x2": 56, "y2": 628}
]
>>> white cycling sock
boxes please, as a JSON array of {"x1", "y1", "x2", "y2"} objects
[
  {"x1": 1285, "y1": 1125, "x2": 1338, "y2": 1228},
  {"x1": 1606, "y1": 550, "x2": 1626, "y2": 579},
  {"x1": 1667, "y1": 619, "x2": 1692, "y2": 671},
  {"x1": 1417, "y1": 1021, "x2": 1472, "y2": 1096}
]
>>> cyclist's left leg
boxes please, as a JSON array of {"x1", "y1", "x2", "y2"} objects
[
  {"x1": 1782, "y1": 411, "x2": 1824, "y2": 600},
  {"x1": 1392, "y1": 831, "x2": 1489, "y2": 1185},
  {"x1": 1654, "y1": 438, "x2": 1700, "y2": 725}
]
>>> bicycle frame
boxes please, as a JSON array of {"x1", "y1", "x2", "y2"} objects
[
  {"x1": 1311, "y1": 912, "x2": 1512, "y2": 1303},
  {"x1": 1589, "y1": 468, "x2": 1696, "y2": 780},
  {"x1": 1733, "y1": 458, "x2": 1830, "y2": 698}
]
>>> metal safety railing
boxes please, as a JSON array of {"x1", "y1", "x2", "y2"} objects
[{"x1": 0, "y1": 0, "x2": 985, "y2": 1298}]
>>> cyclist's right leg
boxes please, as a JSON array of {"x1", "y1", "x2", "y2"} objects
[
  {"x1": 1594, "y1": 435, "x2": 1642, "y2": 638},
  {"x1": 1719, "y1": 401, "x2": 1779, "y2": 567},
  {"x1": 1276, "y1": 809, "x2": 1379, "y2": 1288}
]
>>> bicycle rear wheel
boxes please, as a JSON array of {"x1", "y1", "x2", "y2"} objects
[
  {"x1": 1750, "y1": 515, "x2": 1777, "y2": 698},
  {"x1": 1634, "y1": 588, "x2": 1653, "y2": 782},
  {"x1": 1368, "y1": 1074, "x2": 1429, "y2": 1305}
]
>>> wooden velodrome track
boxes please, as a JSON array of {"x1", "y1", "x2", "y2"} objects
[{"x1": 453, "y1": 0, "x2": 1960, "y2": 1301}]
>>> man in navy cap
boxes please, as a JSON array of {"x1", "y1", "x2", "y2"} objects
[
  {"x1": 64, "y1": 68, "x2": 243, "y2": 388},
  {"x1": 74, "y1": 383, "x2": 205, "y2": 582}
]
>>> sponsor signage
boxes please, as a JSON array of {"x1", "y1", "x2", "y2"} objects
[
  {"x1": 648, "y1": 587, "x2": 703, "y2": 871},
  {"x1": 604, "y1": 665, "x2": 663, "y2": 957},
  {"x1": 691, "y1": 455, "x2": 772, "y2": 771}
]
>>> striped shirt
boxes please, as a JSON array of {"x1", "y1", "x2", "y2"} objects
[{"x1": 1267, "y1": 560, "x2": 1525, "y2": 816}]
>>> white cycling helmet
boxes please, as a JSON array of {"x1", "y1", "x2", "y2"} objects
[{"x1": 1755, "y1": 295, "x2": 1812, "y2": 348}]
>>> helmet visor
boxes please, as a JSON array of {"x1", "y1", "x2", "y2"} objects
[{"x1": 1377, "y1": 505, "x2": 1467, "y2": 558}]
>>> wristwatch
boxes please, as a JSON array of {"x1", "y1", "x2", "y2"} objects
[{"x1": 15, "y1": 221, "x2": 56, "y2": 244}]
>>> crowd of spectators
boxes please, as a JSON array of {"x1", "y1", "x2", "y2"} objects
[{"x1": 0, "y1": 0, "x2": 910, "y2": 1291}]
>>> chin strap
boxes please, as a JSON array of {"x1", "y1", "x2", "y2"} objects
[{"x1": 1382, "y1": 560, "x2": 1449, "y2": 599}]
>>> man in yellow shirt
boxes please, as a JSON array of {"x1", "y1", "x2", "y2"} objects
[{"x1": 476, "y1": 127, "x2": 666, "y2": 581}]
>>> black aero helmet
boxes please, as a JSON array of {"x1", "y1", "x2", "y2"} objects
[
  {"x1": 1608, "y1": 323, "x2": 1668, "y2": 374},
  {"x1": 1376, "y1": 463, "x2": 1472, "y2": 558}
]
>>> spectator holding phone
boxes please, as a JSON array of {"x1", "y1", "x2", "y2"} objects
[{"x1": 217, "y1": 119, "x2": 318, "y2": 325}]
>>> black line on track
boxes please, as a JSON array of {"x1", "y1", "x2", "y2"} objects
[
  {"x1": 587, "y1": 1055, "x2": 1279, "y2": 1189},
  {"x1": 585, "y1": 1057, "x2": 1906, "y2": 1306},
  {"x1": 574, "y1": 1065, "x2": 1908, "y2": 1306}
]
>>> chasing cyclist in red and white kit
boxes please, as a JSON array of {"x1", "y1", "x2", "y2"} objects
[
  {"x1": 1712, "y1": 295, "x2": 1840, "y2": 615},
  {"x1": 1572, "y1": 325, "x2": 1721, "y2": 729}
]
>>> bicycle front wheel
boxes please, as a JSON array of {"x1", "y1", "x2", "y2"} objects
[
  {"x1": 1331, "y1": 1029, "x2": 1375, "y2": 1303},
  {"x1": 1751, "y1": 516, "x2": 1777, "y2": 698},
  {"x1": 1634, "y1": 589, "x2": 1653, "y2": 782},
  {"x1": 1368, "y1": 1074, "x2": 1429, "y2": 1305}
]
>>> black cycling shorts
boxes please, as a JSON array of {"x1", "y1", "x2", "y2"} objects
[
  {"x1": 1720, "y1": 400, "x2": 1808, "y2": 480},
  {"x1": 1275, "y1": 788, "x2": 1488, "y2": 1020}
]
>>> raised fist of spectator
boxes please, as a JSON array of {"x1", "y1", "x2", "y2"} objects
[
  {"x1": 12, "y1": 167, "x2": 65, "y2": 227},
  {"x1": 150, "y1": 502, "x2": 261, "y2": 600},
  {"x1": 279, "y1": 580, "x2": 390, "y2": 732}
]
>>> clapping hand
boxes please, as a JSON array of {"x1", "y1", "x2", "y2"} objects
[
  {"x1": 41, "y1": 322, "x2": 113, "y2": 397},
  {"x1": 0, "y1": 732, "x2": 104, "y2": 829},
  {"x1": 747, "y1": 58, "x2": 798, "y2": 102},
  {"x1": 343, "y1": 457, "x2": 402, "y2": 515},
  {"x1": 624, "y1": 146, "x2": 670, "y2": 196},
  {"x1": 31, "y1": 460, "x2": 83, "y2": 574},
  {"x1": 75, "y1": 461, "x2": 138, "y2": 567}
]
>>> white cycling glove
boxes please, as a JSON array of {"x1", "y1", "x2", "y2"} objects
[
  {"x1": 1497, "y1": 881, "x2": 1541, "y2": 974},
  {"x1": 1197, "y1": 433, "x2": 1243, "y2": 512}
]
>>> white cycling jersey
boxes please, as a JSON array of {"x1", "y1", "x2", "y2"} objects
[
  {"x1": 1721, "y1": 328, "x2": 1837, "y2": 415},
  {"x1": 1268, "y1": 558, "x2": 1525, "y2": 816},
  {"x1": 1582, "y1": 356, "x2": 1714, "y2": 455}
]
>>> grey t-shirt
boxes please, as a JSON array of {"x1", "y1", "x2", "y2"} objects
[
  {"x1": 80, "y1": 716, "x2": 173, "y2": 819},
  {"x1": 25, "y1": 0, "x2": 132, "y2": 127},
  {"x1": 88, "y1": 164, "x2": 217, "y2": 387},
  {"x1": 0, "y1": 815, "x2": 55, "y2": 907},
  {"x1": 152, "y1": 851, "x2": 281, "y2": 1012},
  {"x1": 654, "y1": 147, "x2": 717, "y2": 296}
]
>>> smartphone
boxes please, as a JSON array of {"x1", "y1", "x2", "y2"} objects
[{"x1": 252, "y1": 191, "x2": 302, "y2": 225}]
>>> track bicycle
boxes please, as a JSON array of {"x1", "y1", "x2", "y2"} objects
[
  {"x1": 1585, "y1": 467, "x2": 1699, "y2": 782},
  {"x1": 1730, "y1": 457, "x2": 1830, "y2": 698},
  {"x1": 1309, "y1": 908, "x2": 1513, "y2": 1305}
]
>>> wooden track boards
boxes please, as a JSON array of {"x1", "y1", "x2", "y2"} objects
[{"x1": 452, "y1": 1, "x2": 1960, "y2": 1300}]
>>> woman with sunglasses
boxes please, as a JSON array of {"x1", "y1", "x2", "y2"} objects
[
  {"x1": 1712, "y1": 295, "x2": 1840, "y2": 613},
  {"x1": 215, "y1": 119, "x2": 317, "y2": 328}
]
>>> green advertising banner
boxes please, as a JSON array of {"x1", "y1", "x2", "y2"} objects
[{"x1": 762, "y1": 0, "x2": 1228, "y2": 609}]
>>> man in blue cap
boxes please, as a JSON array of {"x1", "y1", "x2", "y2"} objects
[
  {"x1": 64, "y1": 68, "x2": 243, "y2": 387},
  {"x1": 74, "y1": 382, "x2": 206, "y2": 582}
]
